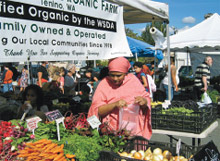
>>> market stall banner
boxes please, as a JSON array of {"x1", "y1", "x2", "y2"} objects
[{"x1": 0, "y1": 0, "x2": 132, "y2": 62}]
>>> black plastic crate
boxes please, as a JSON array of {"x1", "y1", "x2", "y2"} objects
[
  {"x1": 152, "y1": 104, "x2": 217, "y2": 134},
  {"x1": 98, "y1": 136, "x2": 200, "y2": 161}
]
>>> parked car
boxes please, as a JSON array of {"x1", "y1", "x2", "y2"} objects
[
  {"x1": 178, "y1": 65, "x2": 193, "y2": 78},
  {"x1": 178, "y1": 66, "x2": 194, "y2": 87}
]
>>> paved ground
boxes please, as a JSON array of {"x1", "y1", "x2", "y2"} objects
[{"x1": 150, "y1": 118, "x2": 220, "y2": 155}]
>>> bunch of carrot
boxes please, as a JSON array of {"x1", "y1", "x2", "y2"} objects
[{"x1": 17, "y1": 139, "x2": 75, "y2": 161}]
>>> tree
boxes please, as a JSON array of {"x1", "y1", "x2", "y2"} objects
[
  {"x1": 125, "y1": 28, "x2": 143, "y2": 40},
  {"x1": 141, "y1": 21, "x2": 166, "y2": 46}
]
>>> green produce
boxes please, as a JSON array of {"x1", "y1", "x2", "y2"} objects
[
  {"x1": 34, "y1": 121, "x2": 69, "y2": 142},
  {"x1": 162, "y1": 107, "x2": 194, "y2": 116},
  {"x1": 207, "y1": 89, "x2": 219, "y2": 103},
  {"x1": 61, "y1": 130, "x2": 102, "y2": 161}
]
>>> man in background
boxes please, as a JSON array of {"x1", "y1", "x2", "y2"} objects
[
  {"x1": 1, "y1": 64, "x2": 13, "y2": 93},
  {"x1": 194, "y1": 56, "x2": 213, "y2": 101}
]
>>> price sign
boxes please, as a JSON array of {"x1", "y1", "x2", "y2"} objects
[
  {"x1": 45, "y1": 110, "x2": 63, "y2": 122},
  {"x1": 26, "y1": 116, "x2": 42, "y2": 134},
  {"x1": 87, "y1": 115, "x2": 101, "y2": 129},
  {"x1": 189, "y1": 141, "x2": 220, "y2": 161}
]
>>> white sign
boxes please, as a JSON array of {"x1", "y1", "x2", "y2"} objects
[
  {"x1": 0, "y1": 0, "x2": 132, "y2": 62},
  {"x1": 26, "y1": 116, "x2": 42, "y2": 134},
  {"x1": 87, "y1": 115, "x2": 101, "y2": 129},
  {"x1": 55, "y1": 117, "x2": 65, "y2": 141}
]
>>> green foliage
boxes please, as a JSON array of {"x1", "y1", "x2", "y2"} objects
[
  {"x1": 62, "y1": 132, "x2": 103, "y2": 161},
  {"x1": 34, "y1": 121, "x2": 69, "y2": 141},
  {"x1": 207, "y1": 89, "x2": 219, "y2": 103},
  {"x1": 125, "y1": 28, "x2": 143, "y2": 40}
]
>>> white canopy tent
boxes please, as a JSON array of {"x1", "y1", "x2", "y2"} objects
[
  {"x1": 162, "y1": 13, "x2": 220, "y2": 52},
  {"x1": 107, "y1": 0, "x2": 169, "y2": 23}
]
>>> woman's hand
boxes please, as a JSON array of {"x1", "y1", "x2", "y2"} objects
[
  {"x1": 134, "y1": 96, "x2": 148, "y2": 106},
  {"x1": 116, "y1": 99, "x2": 127, "y2": 108}
]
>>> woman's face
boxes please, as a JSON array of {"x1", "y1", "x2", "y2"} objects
[
  {"x1": 26, "y1": 89, "x2": 37, "y2": 105},
  {"x1": 70, "y1": 67, "x2": 76, "y2": 74},
  {"x1": 133, "y1": 66, "x2": 142, "y2": 73},
  {"x1": 109, "y1": 71, "x2": 126, "y2": 86}
]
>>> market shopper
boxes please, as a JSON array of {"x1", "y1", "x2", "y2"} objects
[
  {"x1": 92, "y1": 67, "x2": 109, "y2": 99},
  {"x1": 85, "y1": 68, "x2": 99, "y2": 88},
  {"x1": 88, "y1": 57, "x2": 152, "y2": 140},
  {"x1": 19, "y1": 65, "x2": 29, "y2": 92},
  {"x1": 162, "y1": 57, "x2": 179, "y2": 100},
  {"x1": 59, "y1": 67, "x2": 66, "y2": 94},
  {"x1": 37, "y1": 61, "x2": 49, "y2": 88},
  {"x1": 194, "y1": 56, "x2": 213, "y2": 101},
  {"x1": 133, "y1": 62, "x2": 150, "y2": 92},
  {"x1": 64, "y1": 63, "x2": 76, "y2": 95},
  {"x1": 1, "y1": 64, "x2": 13, "y2": 93},
  {"x1": 17, "y1": 84, "x2": 49, "y2": 122}
]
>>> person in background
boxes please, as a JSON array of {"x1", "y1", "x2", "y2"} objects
[
  {"x1": 37, "y1": 61, "x2": 49, "y2": 88},
  {"x1": 194, "y1": 56, "x2": 213, "y2": 101},
  {"x1": 19, "y1": 65, "x2": 29, "y2": 92},
  {"x1": 59, "y1": 67, "x2": 66, "y2": 94},
  {"x1": 88, "y1": 57, "x2": 152, "y2": 140},
  {"x1": 64, "y1": 63, "x2": 76, "y2": 95},
  {"x1": 149, "y1": 61, "x2": 155, "y2": 76},
  {"x1": 134, "y1": 62, "x2": 156, "y2": 99},
  {"x1": 8, "y1": 63, "x2": 19, "y2": 92},
  {"x1": 1, "y1": 64, "x2": 13, "y2": 93},
  {"x1": 17, "y1": 84, "x2": 49, "y2": 122},
  {"x1": 162, "y1": 57, "x2": 179, "y2": 100},
  {"x1": 42, "y1": 71, "x2": 62, "y2": 94},
  {"x1": 92, "y1": 67, "x2": 109, "y2": 99},
  {"x1": 133, "y1": 62, "x2": 149, "y2": 92},
  {"x1": 85, "y1": 68, "x2": 99, "y2": 88}
]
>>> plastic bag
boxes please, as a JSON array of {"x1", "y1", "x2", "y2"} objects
[
  {"x1": 201, "y1": 92, "x2": 212, "y2": 104},
  {"x1": 118, "y1": 104, "x2": 140, "y2": 134}
]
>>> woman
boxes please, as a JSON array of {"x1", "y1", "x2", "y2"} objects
[
  {"x1": 162, "y1": 57, "x2": 179, "y2": 100},
  {"x1": 88, "y1": 57, "x2": 152, "y2": 140},
  {"x1": 19, "y1": 65, "x2": 29, "y2": 92},
  {"x1": 17, "y1": 84, "x2": 49, "y2": 122},
  {"x1": 133, "y1": 62, "x2": 156, "y2": 99},
  {"x1": 133, "y1": 62, "x2": 149, "y2": 92},
  {"x1": 37, "y1": 62, "x2": 49, "y2": 88},
  {"x1": 64, "y1": 63, "x2": 76, "y2": 95},
  {"x1": 59, "y1": 67, "x2": 66, "y2": 94}
]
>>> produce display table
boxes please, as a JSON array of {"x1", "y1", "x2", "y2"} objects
[{"x1": 152, "y1": 120, "x2": 218, "y2": 147}]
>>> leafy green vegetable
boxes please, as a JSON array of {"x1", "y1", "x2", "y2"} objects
[
  {"x1": 207, "y1": 89, "x2": 219, "y2": 103},
  {"x1": 61, "y1": 133, "x2": 102, "y2": 161}
]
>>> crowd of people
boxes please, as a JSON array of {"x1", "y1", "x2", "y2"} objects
[{"x1": 0, "y1": 56, "x2": 213, "y2": 139}]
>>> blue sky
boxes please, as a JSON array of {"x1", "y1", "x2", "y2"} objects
[{"x1": 125, "y1": 0, "x2": 220, "y2": 35}]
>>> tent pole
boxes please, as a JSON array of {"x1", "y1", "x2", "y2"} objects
[
  {"x1": 135, "y1": 53, "x2": 138, "y2": 61},
  {"x1": 94, "y1": 60, "x2": 96, "y2": 68},
  {"x1": 166, "y1": 24, "x2": 171, "y2": 101},
  {"x1": 153, "y1": 49, "x2": 157, "y2": 81}
]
